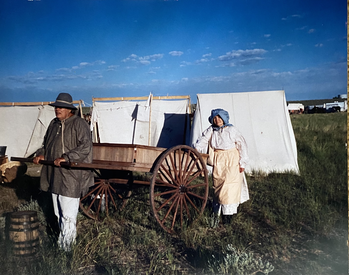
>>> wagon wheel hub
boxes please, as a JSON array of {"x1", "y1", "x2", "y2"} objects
[{"x1": 179, "y1": 184, "x2": 187, "y2": 193}]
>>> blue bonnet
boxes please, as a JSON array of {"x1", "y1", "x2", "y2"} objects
[{"x1": 208, "y1": 108, "x2": 231, "y2": 126}]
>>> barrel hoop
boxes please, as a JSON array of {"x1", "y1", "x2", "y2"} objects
[
  {"x1": 13, "y1": 251, "x2": 38, "y2": 257},
  {"x1": 11, "y1": 239, "x2": 39, "y2": 245},
  {"x1": 10, "y1": 219, "x2": 39, "y2": 223},
  {"x1": 9, "y1": 225, "x2": 40, "y2": 232}
]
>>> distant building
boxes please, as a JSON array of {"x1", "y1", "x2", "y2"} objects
[{"x1": 287, "y1": 103, "x2": 304, "y2": 114}]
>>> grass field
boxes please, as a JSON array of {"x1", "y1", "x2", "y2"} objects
[{"x1": 0, "y1": 112, "x2": 347, "y2": 275}]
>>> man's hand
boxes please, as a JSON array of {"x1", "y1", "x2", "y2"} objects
[
  {"x1": 54, "y1": 157, "x2": 66, "y2": 167},
  {"x1": 239, "y1": 167, "x2": 245, "y2": 173},
  {"x1": 33, "y1": 155, "x2": 44, "y2": 164}
]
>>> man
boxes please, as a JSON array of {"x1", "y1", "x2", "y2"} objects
[{"x1": 34, "y1": 93, "x2": 94, "y2": 251}]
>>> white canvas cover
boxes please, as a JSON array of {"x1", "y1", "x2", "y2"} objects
[
  {"x1": 91, "y1": 98, "x2": 190, "y2": 148},
  {"x1": 190, "y1": 90, "x2": 299, "y2": 174},
  {"x1": 0, "y1": 105, "x2": 55, "y2": 158}
]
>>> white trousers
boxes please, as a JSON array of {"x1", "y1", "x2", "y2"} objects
[{"x1": 52, "y1": 193, "x2": 80, "y2": 251}]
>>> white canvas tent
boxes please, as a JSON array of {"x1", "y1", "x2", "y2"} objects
[
  {"x1": 190, "y1": 90, "x2": 299, "y2": 174},
  {"x1": 0, "y1": 101, "x2": 83, "y2": 159},
  {"x1": 90, "y1": 95, "x2": 191, "y2": 148}
]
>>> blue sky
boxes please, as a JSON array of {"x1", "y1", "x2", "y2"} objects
[{"x1": 0, "y1": 0, "x2": 346, "y2": 105}]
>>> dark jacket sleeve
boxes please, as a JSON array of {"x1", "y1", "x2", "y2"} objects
[{"x1": 62, "y1": 118, "x2": 92, "y2": 163}]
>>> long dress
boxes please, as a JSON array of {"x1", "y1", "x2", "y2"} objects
[{"x1": 194, "y1": 125, "x2": 249, "y2": 215}]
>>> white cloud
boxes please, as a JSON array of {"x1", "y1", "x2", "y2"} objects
[
  {"x1": 203, "y1": 53, "x2": 212, "y2": 58},
  {"x1": 264, "y1": 34, "x2": 271, "y2": 38},
  {"x1": 180, "y1": 61, "x2": 192, "y2": 67},
  {"x1": 215, "y1": 62, "x2": 235, "y2": 68},
  {"x1": 56, "y1": 68, "x2": 71, "y2": 72},
  {"x1": 272, "y1": 71, "x2": 293, "y2": 77},
  {"x1": 94, "y1": 60, "x2": 106, "y2": 65},
  {"x1": 308, "y1": 29, "x2": 315, "y2": 33},
  {"x1": 122, "y1": 53, "x2": 163, "y2": 65},
  {"x1": 218, "y1": 49, "x2": 267, "y2": 63},
  {"x1": 139, "y1": 58, "x2": 151, "y2": 65},
  {"x1": 282, "y1": 14, "x2": 302, "y2": 21},
  {"x1": 315, "y1": 43, "x2": 323, "y2": 47},
  {"x1": 107, "y1": 65, "x2": 118, "y2": 71},
  {"x1": 80, "y1": 62, "x2": 91, "y2": 67},
  {"x1": 195, "y1": 58, "x2": 210, "y2": 64},
  {"x1": 169, "y1": 51, "x2": 184, "y2": 56}
]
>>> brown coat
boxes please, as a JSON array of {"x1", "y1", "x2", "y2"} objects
[{"x1": 37, "y1": 114, "x2": 94, "y2": 198}]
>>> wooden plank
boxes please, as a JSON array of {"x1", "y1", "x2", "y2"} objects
[
  {"x1": 0, "y1": 100, "x2": 82, "y2": 106},
  {"x1": 93, "y1": 145, "x2": 136, "y2": 163},
  {"x1": 69, "y1": 160, "x2": 152, "y2": 172},
  {"x1": 92, "y1": 143, "x2": 166, "y2": 164},
  {"x1": 107, "y1": 178, "x2": 150, "y2": 186},
  {"x1": 133, "y1": 146, "x2": 164, "y2": 165},
  {"x1": 92, "y1": 95, "x2": 190, "y2": 102}
]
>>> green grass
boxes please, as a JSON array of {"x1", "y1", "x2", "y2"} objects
[{"x1": 0, "y1": 112, "x2": 347, "y2": 275}]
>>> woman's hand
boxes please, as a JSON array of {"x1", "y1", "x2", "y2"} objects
[
  {"x1": 33, "y1": 155, "x2": 44, "y2": 164},
  {"x1": 239, "y1": 167, "x2": 245, "y2": 173}
]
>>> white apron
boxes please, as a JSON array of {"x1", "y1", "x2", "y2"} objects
[{"x1": 212, "y1": 147, "x2": 249, "y2": 215}]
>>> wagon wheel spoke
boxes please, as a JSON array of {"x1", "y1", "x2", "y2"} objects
[
  {"x1": 183, "y1": 157, "x2": 201, "y2": 184},
  {"x1": 184, "y1": 193, "x2": 201, "y2": 214},
  {"x1": 106, "y1": 184, "x2": 118, "y2": 213},
  {"x1": 154, "y1": 189, "x2": 177, "y2": 198},
  {"x1": 80, "y1": 181, "x2": 104, "y2": 219},
  {"x1": 182, "y1": 195, "x2": 191, "y2": 221},
  {"x1": 161, "y1": 196, "x2": 180, "y2": 225},
  {"x1": 159, "y1": 163, "x2": 177, "y2": 186},
  {"x1": 150, "y1": 145, "x2": 209, "y2": 234},
  {"x1": 171, "y1": 196, "x2": 181, "y2": 230},
  {"x1": 153, "y1": 178, "x2": 179, "y2": 188},
  {"x1": 80, "y1": 179, "x2": 132, "y2": 220},
  {"x1": 156, "y1": 192, "x2": 178, "y2": 212},
  {"x1": 187, "y1": 191, "x2": 206, "y2": 201}
]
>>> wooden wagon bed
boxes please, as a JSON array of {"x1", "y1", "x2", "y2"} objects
[
  {"x1": 12, "y1": 143, "x2": 209, "y2": 234},
  {"x1": 69, "y1": 143, "x2": 167, "y2": 172}
]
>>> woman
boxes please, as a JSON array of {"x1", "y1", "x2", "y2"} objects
[{"x1": 193, "y1": 108, "x2": 249, "y2": 223}]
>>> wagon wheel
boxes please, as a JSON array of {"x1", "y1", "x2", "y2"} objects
[
  {"x1": 150, "y1": 145, "x2": 209, "y2": 234},
  {"x1": 79, "y1": 179, "x2": 132, "y2": 220}
]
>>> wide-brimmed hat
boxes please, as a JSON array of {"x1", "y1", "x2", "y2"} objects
[{"x1": 49, "y1": 93, "x2": 77, "y2": 110}]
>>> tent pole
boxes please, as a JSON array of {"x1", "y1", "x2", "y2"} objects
[
  {"x1": 93, "y1": 122, "x2": 98, "y2": 143},
  {"x1": 92, "y1": 101, "x2": 99, "y2": 143},
  {"x1": 148, "y1": 94, "x2": 153, "y2": 146},
  {"x1": 79, "y1": 100, "x2": 83, "y2": 118}
]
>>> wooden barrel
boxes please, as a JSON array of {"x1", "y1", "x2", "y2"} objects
[{"x1": 9, "y1": 211, "x2": 40, "y2": 257}]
